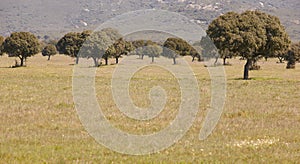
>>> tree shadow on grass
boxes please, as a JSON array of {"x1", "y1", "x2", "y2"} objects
[
  {"x1": 0, "y1": 65, "x2": 27, "y2": 69},
  {"x1": 231, "y1": 77, "x2": 282, "y2": 81}
]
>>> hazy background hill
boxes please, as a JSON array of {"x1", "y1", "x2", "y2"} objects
[{"x1": 0, "y1": 0, "x2": 299, "y2": 41}]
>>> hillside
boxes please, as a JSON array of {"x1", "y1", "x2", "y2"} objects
[{"x1": 0, "y1": 0, "x2": 299, "y2": 41}]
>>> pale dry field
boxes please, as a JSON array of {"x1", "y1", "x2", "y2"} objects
[{"x1": 0, "y1": 54, "x2": 299, "y2": 163}]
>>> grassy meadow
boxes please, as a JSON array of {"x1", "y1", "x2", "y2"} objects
[{"x1": 0, "y1": 54, "x2": 299, "y2": 163}]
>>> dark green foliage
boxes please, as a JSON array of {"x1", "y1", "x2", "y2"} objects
[
  {"x1": 162, "y1": 39, "x2": 179, "y2": 64},
  {"x1": 113, "y1": 38, "x2": 134, "y2": 64},
  {"x1": 133, "y1": 41, "x2": 163, "y2": 63},
  {"x1": 42, "y1": 44, "x2": 57, "y2": 60},
  {"x1": 132, "y1": 40, "x2": 157, "y2": 59},
  {"x1": 105, "y1": 38, "x2": 134, "y2": 64},
  {"x1": 163, "y1": 38, "x2": 201, "y2": 63},
  {"x1": 132, "y1": 40, "x2": 147, "y2": 49},
  {"x1": 207, "y1": 10, "x2": 291, "y2": 79},
  {"x1": 286, "y1": 42, "x2": 300, "y2": 69},
  {"x1": 81, "y1": 28, "x2": 122, "y2": 66},
  {"x1": 56, "y1": 32, "x2": 81, "y2": 57},
  {"x1": 104, "y1": 45, "x2": 116, "y2": 65},
  {"x1": 2, "y1": 32, "x2": 40, "y2": 66},
  {"x1": 290, "y1": 42, "x2": 300, "y2": 62},
  {"x1": 206, "y1": 12, "x2": 239, "y2": 65},
  {"x1": 163, "y1": 38, "x2": 190, "y2": 56},
  {"x1": 56, "y1": 30, "x2": 92, "y2": 64},
  {"x1": 286, "y1": 50, "x2": 296, "y2": 69},
  {"x1": 39, "y1": 39, "x2": 57, "y2": 54},
  {"x1": 142, "y1": 44, "x2": 163, "y2": 63},
  {"x1": 132, "y1": 40, "x2": 156, "y2": 49}
]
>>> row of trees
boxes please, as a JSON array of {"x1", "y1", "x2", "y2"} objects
[
  {"x1": 0, "y1": 31, "x2": 199, "y2": 67},
  {"x1": 0, "y1": 32, "x2": 59, "y2": 66},
  {"x1": 56, "y1": 29, "x2": 202, "y2": 66},
  {"x1": 0, "y1": 30, "x2": 201, "y2": 67},
  {"x1": 0, "y1": 10, "x2": 299, "y2": 80}
]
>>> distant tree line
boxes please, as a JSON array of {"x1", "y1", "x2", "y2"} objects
[{"x1": 0, "y1": 10, "x2": 299, "y2": 80}]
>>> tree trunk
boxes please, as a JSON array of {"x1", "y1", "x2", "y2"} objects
[
  {"x1": 223, "y1": 57, "x2": 227, "y2": 65},
  {"x1": 278, "y1": 57, "x2": 284, "y2": 63},
  {"x1": 92, "y1": 57, "x2": 98, "y2": 67},
  {"x1": 214, "y1": 57, "x2": 218, "y2": 65},
  {"x1": 243, "y1": 59, "x2": 252, "y2": 80},
  {"x1": 19, "y1": 56, "x2": 24, "y2": 66},
  {"x1": 192, "y1": 56, "x2": 195, "y2": 62},
  {"x1": 116, "y1": 57, "x2": 119, "y2": 64},
  {"x1": 141, "y1": 54, "x2": 144, "y2": 60},
  {"x1": 173, "y1": 57, "x2": 176, "y2": 65},
  {"x1": 75, "y1": 56, "x2": 79, "y2": 64},
  {"x1": 105, "y1": 57, "x2": 108, "y2": 65},
  {"x1": 48, "y1": 55, "x2": 51, "y2": 61},
  {"x1": 198, "y1": 56, "x2": 202, "y2": 62},
  {"x1": 152, "y1": 56, "x2": 154, "y2": 63}
]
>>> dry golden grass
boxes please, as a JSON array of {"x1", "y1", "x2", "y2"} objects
[{"x1": 0, "y1": 54, "x2": 299, "y2": 163}]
